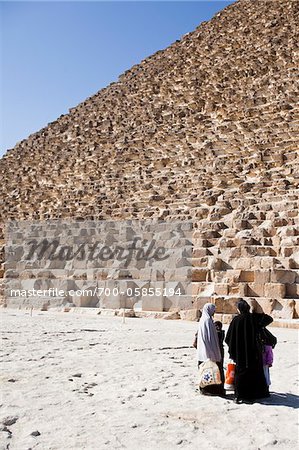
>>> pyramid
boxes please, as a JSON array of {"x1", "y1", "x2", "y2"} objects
[{"x1": 1, "y1": 0, "x2": 299, "y2": 321}]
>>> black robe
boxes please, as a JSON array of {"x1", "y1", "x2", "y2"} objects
[{"x1": 225, "y1": 312, "x2": 273, "y2": 400}]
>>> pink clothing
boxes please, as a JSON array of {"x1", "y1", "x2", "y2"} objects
[{"x1": 263, "y1": 345, "x2": 274, "y2": 366}]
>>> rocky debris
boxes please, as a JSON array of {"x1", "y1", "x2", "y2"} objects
[
  {"x1": 30, "y1": 431, "x2": 41, "y2": 437},
  {"x1": 1, "y1": 417, "x2": 18, "y2": 427},
  {"x1": 179, "y1": 309, "x2": 200, "y2": 321}
]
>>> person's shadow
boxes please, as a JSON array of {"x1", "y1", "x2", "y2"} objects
[{"x1": 257, "y1": 392, "x2": 299, "y2": 409}]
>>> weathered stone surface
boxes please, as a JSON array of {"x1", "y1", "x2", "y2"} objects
[
  {"x1": 0, "y1": 0, "x2": 298, "y2": 322},
  {"x1": 116, "y1": 309, "x2": 135, "y2": 318},
  {"x1": 271, "y1": 299, "x2": 296, "y2": 320},
  {"x1": 264, "y1": 283, "x2": 286, "y2": 299},
  {"x1": 162, "y1": 311, "x2": 180, "y2": 320},
  {"x1": 179, "y1": 309, "x2": 200, "y2": 321}
]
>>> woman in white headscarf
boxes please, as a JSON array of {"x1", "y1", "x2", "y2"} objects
[{"x1": 197, "y1": 303, "x2": 225, "y2": 396}]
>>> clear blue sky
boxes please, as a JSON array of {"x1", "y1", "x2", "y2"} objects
[{"x1": 0, "y1": 1, "x2": 234, "y2": 156}]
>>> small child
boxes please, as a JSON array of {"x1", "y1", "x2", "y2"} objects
[
  {"x1": 214, "y1": 320, "x2": 225, "y2": 384},
  {"x1": 214, "y1": 321, "x2": 225, "y2": 361},
  {"x1": 263, "y1": 344, "x2": 273, "y2": 387}
]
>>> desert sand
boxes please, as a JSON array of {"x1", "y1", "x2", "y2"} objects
[{"x1": 0, "y1": 309, "x2": 298, "y2": 450}]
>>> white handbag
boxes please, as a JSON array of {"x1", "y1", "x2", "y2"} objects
[{"x1": 198, "y1": 359, "x2": 222, "y2": 388}]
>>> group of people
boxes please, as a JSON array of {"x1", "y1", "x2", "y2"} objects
[{"x1": 194, "y1": 300, "x2": 274, "y2": 404}]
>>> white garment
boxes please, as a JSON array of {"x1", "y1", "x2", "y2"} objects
[
  {"x1": 197, "y1": 303, "x2": 221, "y2": 362},
  {"x1": 263, "y1": 365, "x2": 271, "y2": 386}
]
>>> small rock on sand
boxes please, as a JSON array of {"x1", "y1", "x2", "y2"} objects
[
  {"x1": 2, "y1": 416, "x2": 18, "y2": 426},
  {"x1": 30, "y1": 430, "x2": 41, "y2": 437}
]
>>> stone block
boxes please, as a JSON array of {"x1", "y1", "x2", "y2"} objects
[
  {"x1": 255, "y1": 298, "x2": 275, "y2": 315},
  {"x1": 234, "y1": 258, "x2": 251, "y2": 270},
  {"x1": 179, "y1": 309, "x2": 200, "y2": 321},
  {"x1": 194, "y1": 282, "x2": 214, "y2": 298},
  {"x1": 254, "y1": 270, "x2": 271, "y2": 284},
  {"x1": 228, "y1": 283, "x2": 247, "y2": 296},
  {"x1": 162, "y1": 311, "x2": 180, "y2": 320},
  {"x1": 214, "y1": 283, "x2": 228, "y2": 296},
  {"x1": 213, "y1": 297, "x2": 241, "y2": 314},
  {"x1": 270, "y1": 270, "x2": 296, "y2": 284},
  {"x1": 193, "y1": 248, "x2": 211, "y2": 258},
  {"x1": 193, "y1": 297, "x2": 212, "y2": 311},
  {"x1": 285, "y1": 283, "x2": 299, "y2": 299},
  {"x1": 264, "y1": 283, "x2": 286, "y2": 299},
  {"x1": 192, "y1": 269, "x2": 208, "y2": 282},
  {"x1": 214, "y1": 313, "x2": 236, "y2": 324},
  {"x1": 271, "y1": 299, "x2": 295, "y2": 319},
  {"x1": 142, "y1": 295, "x2": 164, "y2": 312},
  {"x1": 247, "y1": 283, "x2": 264, "y2": 297},
  {"x1": 72, "y1": 294, "x2": 98, "y2": 307}
]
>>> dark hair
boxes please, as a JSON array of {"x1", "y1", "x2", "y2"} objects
[
  {"x1": 214, "y1": 321, "x2": 222, "y2": 329},
  {"x1": 237, "y1": 299, "x2": 250, "y2": 314}
]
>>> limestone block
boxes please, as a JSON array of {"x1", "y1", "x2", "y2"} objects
[
  {"x1": 247, "y1": 283, "x2": 264, "y2": 297},
  {"x1": 270, "y1": 270, "x2": 296, "y2": 284},
  {"x1": 214, "y1": 313, "x2": 236, "y2": 324},
  {"x1": 192, "y1": 282, "x2": 206, "y2": 296},
  {"x1": 142, "y1": 295, "x2": 164, "y2": 312},
  {"x1": 285, "y1": 283, "x2": 299, "y2": 299},
  {"x1": 254, "y1": 270, "x2": 271, "y2": 284},
  {"x1": 281, "y1": 247, "x2": 296, "y2": 257},
  {"x1": 218, "y1": 238, "x2": 235, "y2": 248},
  {"x1": 214, "y1": 283, "x2": 228, "y2": 296},
  {"x1": 179, "y1": 309, "x2": 200, "y2": 321},
  {"x1": 162, "y1": 311, "x2": 180, "y2": 320},
  {"x1": 260, "y1": 258, "x2": 277, "y2": 270},
  {"x1": 192, "y1": 269, "x2": 208, "y2": 282},
  {"x1": 255, "y1": 298, "x2": 275, "y2": 315},
  {"x1": 234, "y1": 258, "x2": 251, "y2": 270},
  {"x1": 210, "y1": 258, "x2": 225, "y2": 270},
  {"x1": 271, "y1": 299, "x2": 295, "y2": 319},
  {"x1": 289, "y1": 258, "x2": 299, "y2": 270},
  {"x1": 214, "y1": 297, "x2": 241, "y2": 314},
  {"x1": 239, "y1": 271, "x2": 255, "y2": 282},
  {"x1": 228, "y1": 283, "x2": 247, "y2": 296},
  {"x1": 194, "y1": 282, "x2": 214, "y2": 298},
  {"x1": 72, "y1": 295, "x2": 97, "y2": 307},
  {"x1": 264, "y1": 283, "x2": 286, "y2": 299},
  {"x1": 193, "y1": 297, "x2": 213, "y2": 311},
  {"x1": 193, "y1": 248, "x2": 211, "y2": 258}
]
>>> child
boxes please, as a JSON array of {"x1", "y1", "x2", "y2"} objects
[
  {"x1": 214, "y1": 320, "x2": 225, "y2": 384},
  {"x1": 263, "y1": 344, "x2": 273, "y2": 388},
  {"x1": 214, "y1": 321, "x2": 225, "y2": 361}
]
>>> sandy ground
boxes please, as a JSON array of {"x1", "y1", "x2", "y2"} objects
[{"x1": 0, "y1": 309, "x2": 298, "y2": 450}]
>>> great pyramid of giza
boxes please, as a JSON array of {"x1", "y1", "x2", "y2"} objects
[{"x1": 1, "y1": 0, "x2": 298, "y2": 321}]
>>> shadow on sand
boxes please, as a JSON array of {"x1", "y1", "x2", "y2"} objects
[{"x1": 257, "y1": 392, "x2": 299, "y2": 409}]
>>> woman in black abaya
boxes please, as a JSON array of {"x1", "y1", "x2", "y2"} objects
[{"x1": 225, "y1": 300, "x2": 273, "y2": 403}]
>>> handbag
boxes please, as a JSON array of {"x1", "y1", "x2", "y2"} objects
[
  {"x1": 198, "y1": 359, "x2": 222, "y2": 388},
  {"x1": 224, "y1": 361, "x2": 236, "y2": 391}
]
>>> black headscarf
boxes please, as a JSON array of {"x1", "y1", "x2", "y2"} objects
[{"x1": 237, "y1": 299, "x2": 250, "y2": 314}]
